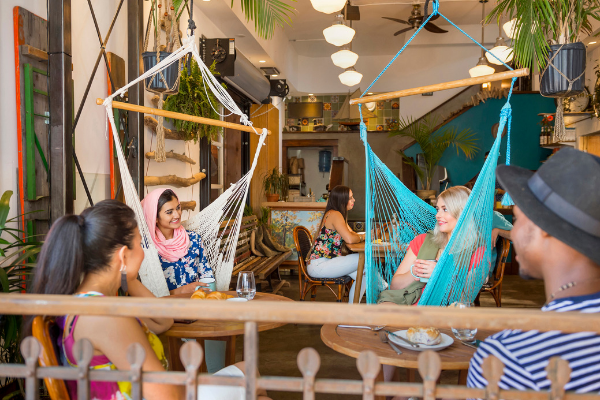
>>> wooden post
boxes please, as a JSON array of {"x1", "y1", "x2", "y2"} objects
[
  {"x1": 245, "y1": 321, "x2": 258, "y2": 400},
  {"x1": 127, "y1": 0, "x2": 144, "y2": 198},
  {"x1": 199, "y1": 136, "x2": 211, "y2": 210},
  {"x1": 349, "y1": 68, "x2": 530, "y2": 105},
  {"x1": 48, "y1": 0, "x2": 74, "y2": 221}
]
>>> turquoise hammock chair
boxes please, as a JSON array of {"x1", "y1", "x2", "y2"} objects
[{"x1": 359, "y1": 0, "x2": 521, "y2": 306}]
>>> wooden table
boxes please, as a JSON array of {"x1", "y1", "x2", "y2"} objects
[
  {"x1": 164, "y1": 291, "x2": 293, "y2": 371},
  {"x1": 345, "y1": 242, "x2": 392, "y2": 304},
  {"x1": 321, "y1": 324, "x2": 496, "y2": 384}
]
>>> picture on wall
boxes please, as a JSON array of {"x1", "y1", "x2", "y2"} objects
[{"x1": 271, "y1": 210, "x2": 324, "y2": 261}]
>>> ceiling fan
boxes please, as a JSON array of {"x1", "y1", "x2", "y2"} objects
[{"x1": 382, "y1": 4, "x2": 448, "y2": 36}]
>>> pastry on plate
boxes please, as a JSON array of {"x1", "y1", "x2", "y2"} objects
[
  {"x1": 190, "y1": 290, "x2": 207, "y2": 299},
  {"x1": 406, "y1": 327, "x2": 442, "y2": 345}
]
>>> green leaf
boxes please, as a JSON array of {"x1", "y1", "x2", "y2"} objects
[
  {"x1": 0, "y1": 268, "x2": 9, "y2": 293},
  {"x1": 0, "y1": 191, "x2": 13, "y2": 234},
  {"x1": 3, "y1": 316, "x2": 17, "y2": 349},
  {"x1": 236, "y1": 0, "x2": 296, "y2": 40}
]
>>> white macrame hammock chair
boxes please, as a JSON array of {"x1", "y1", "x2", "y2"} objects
[{"x1": 101, "y1": 35, "x2": 268, "y2": 297}]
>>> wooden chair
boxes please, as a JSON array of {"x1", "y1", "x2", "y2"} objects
[
  {"x1": 32, "y1": 316, "x2": 71, "y2": 400},
  {"x1": 475, "y1": 237, "x2": 511, "y2": 307},
  {"x1": 293, "y1": 226, "x2": 353, "y2": 302}
]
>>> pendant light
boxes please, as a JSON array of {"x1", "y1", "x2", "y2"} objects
[
  {"x1": 339, "y1": 67, "x2": 362, "y2": 86},
  {"x1": 503, "y1": 18, "x2": 516, "y2": 39},
  {"x1": 324, "y1": 14, "x2": 355, "y2": 46},
  {"x1": 469, "y1": 0, "x2": 494, "y2": 78},
  {"x1": 331, "y1": 44, "x2": 359, "y2": 68},
  {"x1": 486, "y1": 22, "x2": 514, "y2": 65},
  {"x1": 310, "y1": 0, "x2": 346, "y2": 14}
]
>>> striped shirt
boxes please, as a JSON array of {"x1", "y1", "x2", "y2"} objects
[{"x1": 467, "y1": 291, "x2": 600, "y2": 393}]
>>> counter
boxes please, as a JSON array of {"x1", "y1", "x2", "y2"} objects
[{"x1": 263, "y1": 202, "x2": 327, "y2": 267}]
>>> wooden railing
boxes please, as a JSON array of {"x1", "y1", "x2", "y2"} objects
[{"x1": 2, "y1": 293, "x2": 600, "y2": 400}]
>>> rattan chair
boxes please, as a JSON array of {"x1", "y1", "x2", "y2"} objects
[
  {"x1": 32, "y1": 316, "x2": 71, "y2": 400},
  {"x1": 293, "y1": 226, "x2": 353, "y2": 302},
  {"x1": 475, "y1": 237, "x2": 511, "y2": 307}
]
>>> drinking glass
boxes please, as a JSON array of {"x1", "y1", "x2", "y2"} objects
[
  {"x1": 450, "y1": 302, "x2": 478, "y2": 342},
  {"x1": 236, "y1": 271, "x2": 256, "y2": 300}
]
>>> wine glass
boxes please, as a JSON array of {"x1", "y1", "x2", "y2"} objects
[
  {"x1": 450, "y1": 302, "x2": 478, "y2": 342},
  {"x1": 236, "y1": 271, "x2": 256, "y2": 300}
]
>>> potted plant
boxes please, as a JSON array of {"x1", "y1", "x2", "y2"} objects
[
  {"x1": 486, "y1": 0, "x2": 600, "y2": 98},
  {"x1": 162, "y1": 60, "x2": 223, "y2": 142},
  {"x1": 263, "y1": 168, "x2": 289, "y2": 202},
  {"x1": 0, "y1": 191, "x2": 42, "y2": 398},
  {"x1": 390, "y1": 115, "x2": 479, "y2": 199}
]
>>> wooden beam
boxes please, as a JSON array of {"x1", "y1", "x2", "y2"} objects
[
  {"x1": 180, "y1": 201, "x2": 196, "y2": 211},
  {"x1": 145, "y1": 150, "x2": 196, "y2": 164},
  {"x1": 144, "y1": 172, "x2": 206, "y2": 187},
  {"x1": 20, "y1": 44, "x2": 48, "y2": 61},
  {"x1": 97, "y1": 98, "x2": 272, "y2": 135},
  {"x1": 349, "y1": 68, "x2": 530, "y2": 105},
  {"x1": 144, "y1": 116, "x2": 187, "y2": 141}
]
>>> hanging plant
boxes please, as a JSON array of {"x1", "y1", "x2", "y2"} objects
[{"x1": 162, "y1": 60, "x2": 225, "y2": 142}]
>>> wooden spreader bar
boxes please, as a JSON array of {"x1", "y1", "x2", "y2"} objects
[
  {"x1": 349, "y1": 68, "x2": 529, "y2": 105},
  {"x1": 96, "y1": 98, "x2": 271, "y2": 135}
]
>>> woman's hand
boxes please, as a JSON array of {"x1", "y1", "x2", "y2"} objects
[
  {"x1": 412, "y1": 259, "x2": 437, "y2": 280},
  {"x1": 169, "y1": 282, "x2": 208, "y2": 295}
]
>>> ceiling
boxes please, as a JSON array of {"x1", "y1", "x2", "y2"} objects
[{"x1": 285, "y1": 0, "x2": 496, "y2": 57}]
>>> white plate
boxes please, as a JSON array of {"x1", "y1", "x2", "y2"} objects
[
  {"x1": 388, "y1": 330, "x2": 454, "y2": 351},
  {"x1": 372, "y1": 241, "x2": 391, "y2": 246}
]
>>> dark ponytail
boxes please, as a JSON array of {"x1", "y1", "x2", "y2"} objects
[
  {"x1": 24, "y1": 200, "x2": 137, "y2": 336},
  {"x1": 30, "y1": 200, "x2": 138, "y2": 296}
]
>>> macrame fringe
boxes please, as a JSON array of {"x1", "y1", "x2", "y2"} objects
[
  {"x1": 554, "y1": 102, "x2": 565, "y2": 143},
  {"x1": 155, "y1": 94, "x2": 167, "y2": 162},
  {"x1": 501, "y1": 191, "x2": 514, "y2": 207}
]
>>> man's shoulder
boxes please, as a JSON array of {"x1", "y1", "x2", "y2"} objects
[{"x1": 492, "y1": 211, "x2": 512, "y2": 230}]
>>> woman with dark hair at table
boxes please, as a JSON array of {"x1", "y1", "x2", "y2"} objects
[{"x1": 24, "y1": 200, "x2": 269, "y2": 400}]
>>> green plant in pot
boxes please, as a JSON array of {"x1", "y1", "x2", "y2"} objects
[
  {"x1": 263, "y1": 167, "x2": 289, "y2": 202},
  {"x1": 163, "y1": 59, "x2": 223, "y2": 142},
  {"x1": 0, "y1": 191, "x2": 42, "y2": 397},
  {"x1": 390, "y1": 115, "x2": 479, "y2": 199},
  {"x1": 486, "y1": 0, "x2": 600, "y2": 98}
]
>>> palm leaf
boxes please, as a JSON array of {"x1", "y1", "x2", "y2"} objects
[{"x1": 236, "y1": 0, "x2": 296, "y2": 39}]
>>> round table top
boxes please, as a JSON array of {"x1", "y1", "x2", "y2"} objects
[
  {"x1": 165, "y1": 291, "x2": 293, "y2": 338},
  {"x1": 321, "y1": 324, "x2": 496, "y2": 369}
]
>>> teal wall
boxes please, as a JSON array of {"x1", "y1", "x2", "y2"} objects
[{"x1": 405, "y1": 93, "x2": 555, "y2": 187}]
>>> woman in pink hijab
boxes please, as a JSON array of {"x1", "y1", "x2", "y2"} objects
[{"x1": 141, "y1": 188, "x2": 213, "y2": 294}]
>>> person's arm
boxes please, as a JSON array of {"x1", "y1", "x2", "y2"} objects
[
  {"x1": 492, "y1": 211, "x2": 513, "y2": 244},
  {"x1": 76, "y1": 315, "x2": 184, "y2": 400},
  {"x1": 492, "y1": 228, "x2": 511, "y2": 243},
  {"x1": 169, "y1": 281, "x2": 208, "y2": 295},
  {"x1": 390, "y1": 248, "x2": 418, "y2": 290},
  {"x1": 329, "y1": 211, "x2": 362, "y2": 244},
  {"x1": 127, "y1": 277, "x2": 173, "y2": 334}
]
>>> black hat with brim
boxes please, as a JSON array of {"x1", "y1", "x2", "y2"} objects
[{"x1": 496, "y1": 148, "x2": 600, "y2": 266}]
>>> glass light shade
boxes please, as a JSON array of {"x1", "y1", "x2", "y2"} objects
[
  {"x1": 339, "y1": 67, "x2": 362, "y2": 86},
  {"x1": 323, "y1": 18, "x2": 355, "y2": 46},
  {"x1": 486, "y1": 37, "x2": 514, "y2": 65},
  {"x1": 469, "y1": 56, "x2": 495, "y2": 78},
  {"x1": 503, "y1": 19, "x2": 516, "y2": 39},
  {"x1": 366, "y1": 102, "x2": 376, "y2": 111},
  {"x1": 310, "y1": 0, "x2": 346, "y2": 14},
  {"x1": 331, "y1": 49, "x2": 359, "y2": 68}
]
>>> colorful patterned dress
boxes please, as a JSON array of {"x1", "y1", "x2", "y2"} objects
[
  {"x1": 60, "y1": 292, "x2": 167, "y2": 400},
  {"x1": 159, "y1": 230, "x2": 213, "y2": 291},
  {"x1": 308, "y1": 226, "x2": 343, "y2": 262}
]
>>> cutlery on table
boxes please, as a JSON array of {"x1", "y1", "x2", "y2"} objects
[
  {"x1": 338, "y1": 325, "x2": 386, "y2": 331},
  {"x1": 384, "y1": 330, "x2": 420, "y2": 348},
  {"x1": 379, "y1": 331, "x2": 402, "y2": 354},
  {"x1": 460, "y1": 341, "x2": 478, "y2": 350}
]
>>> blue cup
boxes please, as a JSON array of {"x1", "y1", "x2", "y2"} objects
[{"x1": 198, "y1": 277, "x2": 217, "y2": 292}]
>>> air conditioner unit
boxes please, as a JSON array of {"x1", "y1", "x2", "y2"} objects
[{"x1": 200, "y1": 37, "x2": 271, "y2": 104}]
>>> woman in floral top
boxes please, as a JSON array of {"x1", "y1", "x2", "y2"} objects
[
  {"x1": 142, "y1": 188, "x2": 214, "y2": 294},
  {"x1": 307, "y1": 186, "x2": 365, "y2": 303}
]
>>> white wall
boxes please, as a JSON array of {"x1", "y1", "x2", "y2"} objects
[{"x1": 287, "y1": 147, "x2": 332, "y2": 198}]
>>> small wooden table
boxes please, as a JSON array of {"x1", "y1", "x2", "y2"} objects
[
  {"x1": 164, "y1": 291, "x2": 293, "y2": 371},
  {"x1": 345, "y1": 242, "x2": 392, "y2": 304},
  {"x1": 321, "y1": 324, "x2": 496, "y2": 383}
]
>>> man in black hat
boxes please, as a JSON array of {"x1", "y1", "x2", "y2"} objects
[{"x1": 467, "y1": 148, "x2": 600, "y2": 392}]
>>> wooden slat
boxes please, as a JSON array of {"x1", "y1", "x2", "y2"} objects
[
  {"x1": 234, "y1": 251, "x2": 252, "y2": 265},
  {"x1": 349, "y1": 68, "x2": 530, "y2": 105},
  {"x1": 235, "y1": 245, "x2": 250, "y2": 257},
  {"x1": 20, "y1": 44, "x2": 48, "y2": 61},
  {"x1": 97, "y1": 98, "x2": 271, "y2": 135}
]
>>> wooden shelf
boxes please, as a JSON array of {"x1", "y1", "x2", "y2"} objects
[
  {"x1": 538, "y1": 112, "x2": 594, "y2": 116},
  {"x1": 541, "y1": 141, "x2": 576, "y2": 149}
]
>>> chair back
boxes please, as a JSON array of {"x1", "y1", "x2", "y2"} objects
[
  {"x1": 32, "y1": 316, "x2": 71, "y2": 400},
  {"x1": 293, "y1": 226, "x2": 313, "y2": 278},
  {"x1": 494, "y1": 237, "x2": 511, "y2": 282}
]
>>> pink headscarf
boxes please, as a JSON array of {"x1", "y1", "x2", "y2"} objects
[{"x1": 141, "y1": 188, "x2": 190, "y2": 262}]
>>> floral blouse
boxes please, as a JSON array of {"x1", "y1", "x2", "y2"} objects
[
  {"x1": 159, "y1": 230, "x2": 213, "y2": 291},
  {"x1": 308, "y1": 226, "x2": 343, "y2": 261}
]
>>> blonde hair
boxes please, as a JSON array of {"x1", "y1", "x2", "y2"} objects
[{"x1": 432, "y1": 186, "x2": 471, "y2": 249}]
